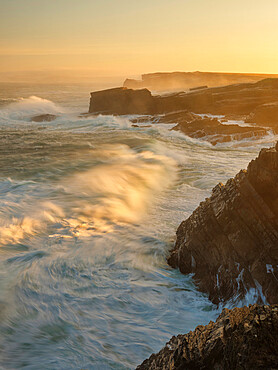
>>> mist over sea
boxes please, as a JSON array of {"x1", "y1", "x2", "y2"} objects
[{"x1": 0, "y1": 83, "x2": 277, "y2": 369}]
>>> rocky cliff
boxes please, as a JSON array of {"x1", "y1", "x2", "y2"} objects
[
  {"x1": 137, "y1": 304, "x2": 278, "y2": 369},
  {"x1": 89, "y1": 87, "x2": 155, "y2": 115},
  {"x1": 89, "y1": 79, "x2": 278, "y2": 118},
  {"x1": 168, "y1": 143, "x2": 278, "y2": 305}
]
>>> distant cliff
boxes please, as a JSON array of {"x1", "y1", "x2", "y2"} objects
[
  {"x1": 124, "y1": 71, "x2": 278, "y2": 91},
  {"x1": 137, "y1": 304, "x2": 278, "y2": 369},
  {"x1": 168, "y1": 143, "x2": 278, "y2": 305}
]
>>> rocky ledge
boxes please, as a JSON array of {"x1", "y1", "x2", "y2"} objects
[
  {"x1": 168, "y1": 142, "x2": 278, "y2": 305},
  {"x1": 137, "y1": 304, "x2": 278, "y2": 370},
  {"x1": 171, "y1": 116, "x2": 268, "y2": 145},
  {"x1": 131, "y1": 110, "x2": 270, "y2": 145}
]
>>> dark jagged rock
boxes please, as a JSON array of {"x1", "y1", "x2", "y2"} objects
[
  {"x1": 168, "y1": 143, "x2": 278, "y2": 305},
  {"x1": 246, "y1": 102, "x2": 278, "y2": 127},
  {"x1": 89, "y1": 87, "x2": 155, "y2": 115},
  {"x1": 171, "y1": 117, "x2": 268, "y2": 145},
  {"x1": 30, "y1": 114, "x2": 57, "y2": 122},
  {"x1": 137, "y1": 304, "x2": 278, "y2": 370}
]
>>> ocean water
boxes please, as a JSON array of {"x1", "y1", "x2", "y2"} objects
[{"x1": 0, "y1": 83, "x2": 277, "y2": 369}]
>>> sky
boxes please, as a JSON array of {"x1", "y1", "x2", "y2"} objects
[{"x1": 0, "y1": 0, "x2": 278, "y2": 81}]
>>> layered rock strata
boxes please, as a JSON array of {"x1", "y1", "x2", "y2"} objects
[
  {"x1": 137, "y1": 304, "x2": 278, "y2": 370},
  {"x1": 89, "y1": 87, "x2": 154, "y2": 115},
  {"x1": 171, "y1": 117, "x2": 268, "y2": 145},
  {"x1": 168, "y1": 143, "x2": 278, "y2": 305},
  {"x1": 89, "y1": 79, "x2": 278, "y2": 118},
  {"x1": 131, "y1": 111, "x2": 269, "y2": 145}
]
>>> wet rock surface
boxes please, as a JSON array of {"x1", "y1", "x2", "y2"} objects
[
  {"x1": 88, "y1": 79, "x2": 278, "y2": 144},
  {"x1": 137, "y1": 304, "x2": 278, "y2": 370},
  {"x1": 30, "y1": 114, "x2": 57, "y2": 122},
  {"x1": 168, "y1": 143, "x2": 278, "y2": 305},
  {"x1": 170, "y1": 117, "x2": 268, "y2": 145},
  {"x1": 131, "y1": 111, "x2": 269, "y2": 145}
]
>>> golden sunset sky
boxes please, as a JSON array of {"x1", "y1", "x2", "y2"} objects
[{"x1": 0, "y1": 0, "x2": 278, "y2": 81}]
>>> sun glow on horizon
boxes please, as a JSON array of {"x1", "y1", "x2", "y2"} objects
[{"x1": 0, "y1": 0, "x2": 278, "y2": 82}]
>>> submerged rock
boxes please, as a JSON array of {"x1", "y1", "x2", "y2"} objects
[
  {"x1": 168, "y1": 143, "x2": 278, "y2": 304},
  {"x1": 137, "y1": 304, "x2": 278, "y2": 369},
  {"x1": 30, "y1": 114, "x2": 57, "y2": 122}
]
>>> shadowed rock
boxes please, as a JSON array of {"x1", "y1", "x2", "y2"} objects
[
  {"x1": 246, "y1": 102, "x2": 278, "y2": 127},
  {"x1": 171, "y1": 117, "x2": 268, "y2": 145},
  {"x1": 168, "y1": 143, "x2": 278, "y2": 305},
  {"x1": 137, "y1": 304, "x2": 278, "y2": 370},
  {"x1": 30, "y1": 114, "x2": 57, "y2": 122},
  {"x1": 89, "y1": 87, "x2": 155, "y2": 115},
  {"x1": 89, "y1": 79, "x2": 278, "y2": 118}
]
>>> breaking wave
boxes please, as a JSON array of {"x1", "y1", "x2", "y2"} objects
[{"x1": 0, "y1": 90, "x2": 277, "y2": 369}]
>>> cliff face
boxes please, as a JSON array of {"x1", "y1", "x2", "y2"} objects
[
  {"x1": 89, "y1": 79, "x2": 278, "y2": 118},
  {"x1": 154, "y1": 78, "x2": 278, "y2": 115},
  {"x1": 89, "y1": 87, "x2": 155, "y2": 115},
  {"x1": 137, "y1": 304, "x2": 278, "y2": 370},
  {"x1": 168, "y1": 143, "x2": 278, "y2": 305}
]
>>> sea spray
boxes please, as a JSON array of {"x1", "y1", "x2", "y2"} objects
[{"x1": 0, "y1": 90, "x2": 277, "y2": 369}]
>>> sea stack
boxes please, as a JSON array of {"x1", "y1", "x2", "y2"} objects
[
  {"x1": 89, "y1": 87, "x2": 155, "y2": 115},
  {"x1": 168, "y1": 142, "x2": 278, "y2": 305}
]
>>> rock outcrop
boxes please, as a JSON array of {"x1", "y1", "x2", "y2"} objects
[
  {"x1": 89, "y1": 87, "x2": 155, "y2": 115},
  {"x1": 246, "y1": 102, "x2": 278, "y2": 128},
  {"x1": 30, "y1": 114, "x2": 57, "y2": 122},
  {"x1": 168, "y1": 143, "x2": 278, "y2": 305},
  {"x1": 154, "y1": 78, "x2": 278, "y2": 115},
  {"x1": 89, "y1": 79, "x2": 278, "y2": 118},
  {"x1": 137, "y1": 304, "x2": 278, "y2": 370},
  {"x1": 171, "y1": 117, "x2": 268, "y2": 145},
  {"x1": 131, "y1": 111, "x2": 269, "y2": 145}
]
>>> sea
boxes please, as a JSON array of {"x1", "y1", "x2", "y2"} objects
[{"x1": 0, "y1": 82, "x2": 277, "y2": 369}]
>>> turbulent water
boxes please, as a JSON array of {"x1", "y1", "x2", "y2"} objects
[{"x1": 0, "y1": 83, "x2": 277, "y2": 369}]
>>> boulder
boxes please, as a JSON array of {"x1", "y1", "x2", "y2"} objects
[
  {"x1": 168, "y1": 143, "x2": 278, "y2": 304},
  {"x1": 30, "y1": 114, "x2": 57, "y2": 122},
  {"x1": 89, "y1": 87, "x2": 155, "y2": 115},
  {"x1": 137, "y1": 304, "x2": 278, "y2": 370}
]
